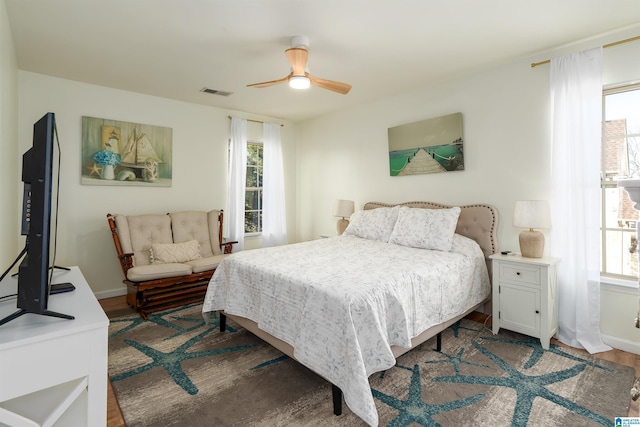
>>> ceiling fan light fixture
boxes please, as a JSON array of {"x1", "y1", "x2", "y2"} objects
[
  {"x1": 289, "y1": 75, "x2": 310, "y2": 89},
  {"x1": 247, "y1": 36, "x2": 351, "y2": 94}
]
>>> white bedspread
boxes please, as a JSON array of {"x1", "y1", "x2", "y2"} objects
[{"x1": 202, "y1": 234, "x2": 490, "y2": 426}]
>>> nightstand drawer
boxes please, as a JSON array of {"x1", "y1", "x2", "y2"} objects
[{"x1": 499, "y1": 263, "x2": 540, "y2": 285}]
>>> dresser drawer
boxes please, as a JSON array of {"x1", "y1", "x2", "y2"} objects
[{"x1": 499, "y1": 263, "x2": 540, "y2": 285}]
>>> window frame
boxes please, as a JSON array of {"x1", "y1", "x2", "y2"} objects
[
  {"x1": 600, "y1": 83, "x2": 640, "y2": 282},
  {"x1": 244, "y1": 141, "x2": 263, "y2": 235}
]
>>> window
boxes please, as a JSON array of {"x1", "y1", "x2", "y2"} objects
[
  {"x1": 245, "y1": 142, "x2": 263, "y2": 233},
  {"x1": 601, "y1": 84, "x2": 640, "y2": 280}
]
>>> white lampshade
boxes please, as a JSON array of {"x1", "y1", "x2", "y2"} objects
[
  {"x1": 513, "y1": 200, "x2": 551, "y2": 229},
  {"x1": 333, "y1": 199, "x2": 355, "y2": 219},
  {"x1": 289, "y1": 76, "x2": 310, "y2": 89}
]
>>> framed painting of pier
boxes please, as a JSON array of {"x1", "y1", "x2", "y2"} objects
[
  {"x1": 388, "y1": 112, "x2": 464, "y2": 176},
  {"x1": 81, "y1": 116, "x2": 173, "y2": 186}
]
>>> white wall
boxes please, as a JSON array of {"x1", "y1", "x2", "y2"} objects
[
  {"x1": 296, "y1": 25, "x2": 640, "y2": 352},
  {"x1": 0, "y1": 0, "x2": 19, "y2": 267},
  {"x1": 18, "y1": 72, "x2": 296, "y2": 297}
]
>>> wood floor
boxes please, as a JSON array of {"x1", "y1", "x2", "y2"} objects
[
  {"x1": 99, "y1": 296, "x2": 128, "y2": 427},
  {"x1": 100, "y1": 296, "x2": 640, "y2": 426}
]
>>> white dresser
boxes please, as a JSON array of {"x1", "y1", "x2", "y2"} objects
[
  {"x1": 490, "y1": 254, "x2": 560, "y2": 350},
  {"x1": 0, "y1": 267, "x2": 108, "y2": 426}
]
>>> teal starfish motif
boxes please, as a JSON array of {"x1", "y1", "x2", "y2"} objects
[
  {"x1": 479, "y1": 335, "x2": 615, "y2": 372},
  {"x1": 109, "y1": 305, "x2": 234, "y2": 339},
  {"x1": 108, "y1": 314, "x2": 146, "y2": 339},
  {"x1": 110, "y1": 327, "x2": 255, "y2": 395},
  {"x1": 162, "y1": 310, "x2": 237, "y2": 340},
  {"x1": 161, "y1": 313, "x2": 209, "y2": 339},
  {"x1": 479, "y1": 335, "x2": 549, "y2": 369},
  {"x1": 251, "y1": 354, "x2": 289, "y2": 370},
  {"x1": 424, "y1": 348, "x2": 489, "y2": 375},
  {"x1": 372, "y1": 364, "x2": 484, "y2": 426},
  {"x1": 548, "y1": 345, "x2": 616, "y2": 373},
  {"x1": 449, "y1": 319, "x2": 483, "y2": 338},
  {"x1": 109, "y1": 305, "x2": 198, "y2": 338},
  {"x1": 434, "y1": 340, "x2": 611, "y2": 426}
]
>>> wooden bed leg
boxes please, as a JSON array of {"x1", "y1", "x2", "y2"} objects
[
  {"x1": 436, "y1": 332, "x2": 442, "y2": 351},
  {"x1": 219, "y1": 312, "x2": 226, "y2": 331},
  {"x1": 332, "y1": 384, "x2": 342, "y2": 416}
]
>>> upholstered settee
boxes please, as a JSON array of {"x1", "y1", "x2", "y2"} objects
[{"x1": 107, "y1": 210, "x2": 235, "y2": 319}]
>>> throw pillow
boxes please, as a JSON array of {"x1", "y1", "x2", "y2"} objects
[
  {"x1": 343, "y1": 205, "x2": 400, "y2": 242},
  {"x1": 388, "y1": 206, "x2": 461, "y2": 251},
  {"x1": 150, "y1": 240, "x2": 202, "y2": 264}
]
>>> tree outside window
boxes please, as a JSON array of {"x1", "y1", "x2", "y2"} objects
[{"x1": 245, "y1": 143, "x2": 263, "y2": 233}]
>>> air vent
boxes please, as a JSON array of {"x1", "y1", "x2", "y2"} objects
[{"x1": 200, "y1": 87, "x2": 233, "y2": 96}]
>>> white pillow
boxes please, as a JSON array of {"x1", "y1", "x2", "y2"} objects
[
  {"x1": 150, "y1": 240, "x2": 202, "y2": 264},
  {"x1": 388, "y1": 206, "x2": 461, "y2": 251},
  {"x1": 343, "y1": 205, "x2": 400, "y2": 242}
]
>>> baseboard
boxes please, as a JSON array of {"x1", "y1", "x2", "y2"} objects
[
  {"x1": 95, "y1": 287, "x2": 127, "y2": 300},
  {"x1": 602, "y1": 333, "x2": 640, "y2": 355}
]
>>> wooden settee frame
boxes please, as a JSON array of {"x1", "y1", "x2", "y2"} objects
[{"x1": 107, "y1": 210, "x2": 235, "y2": 319}]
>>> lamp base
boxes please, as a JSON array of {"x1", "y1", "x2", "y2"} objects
[
  {"x1": 519, "y1": 229, "x2": 545, "y2": 258},
  {"x1": 336, "y1": 218, "x2": 349, "y2": 235}
]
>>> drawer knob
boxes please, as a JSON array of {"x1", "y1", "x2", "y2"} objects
[
  {"x1": 516, "y1": 272, "x2": 521, "y2": 276},
  {"x1": 535, "y1": 310, "x2": 540, "y2": 314}
]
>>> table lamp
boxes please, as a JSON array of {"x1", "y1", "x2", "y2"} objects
[
  {"x1": 513, "y1": 200, "x2": 551, "y2": 258},
  {"x1": 333, "y1": 199, "x2": 354, "y2": 235}
]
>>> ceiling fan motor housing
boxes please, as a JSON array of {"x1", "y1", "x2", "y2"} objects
[{"x1": 290, "y1": 35, "x2": 309, "y2": 50}]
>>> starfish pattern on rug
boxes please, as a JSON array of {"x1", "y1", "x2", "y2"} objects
[
  {"x1": 372, "y1": 363, "x2": 484, "y2": 426},
  {"x1": 161, "y1": 309, "x2": 238, "y2": 340},
  {"x1": 424, "y1": 348, "x2": 489, "y2": 375},
  {"x1": 108, "y1": 312, "x2": 632, "y2": 426},
  {"x1": 479, "y1": 335, "x2": 549, "y2": 369},
  {"x1": 109, "y1": 315, "x2": 146, "y2": 339},
  {"x1": 109, "y1": 304, "x2": 235, "y2": 339},
  {"x1": 434, "y1": 339, "x2": 611, "y2": 426},
  {"x1": 547, "y1": 345, "x2": 617, "y2": 373},
  {"x1": 479, "y1": 335, "x2": 616, "y2": 372},
  {"x1": 449, "y1": 319, "x2": 483, "y2": 338},
  {"x1": 110, "y1": 326, "x2": 255, "y2": 395},
  {"x1": 251, "y1": 354, "x2": 290, "y2": 370}
]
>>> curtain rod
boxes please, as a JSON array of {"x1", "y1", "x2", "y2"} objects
[
  {"x1": 228, "y1": 116, "x2": 284, "y2": 127},
  {"x1": 530, "y1": 34, "x2": 640, "y2": 68}
]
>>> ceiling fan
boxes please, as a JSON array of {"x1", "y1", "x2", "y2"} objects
[{"x1": 247, "y1": 36, "x2": 352, "y2": 94}]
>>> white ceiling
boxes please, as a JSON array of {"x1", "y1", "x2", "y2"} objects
[{"x1": 6, "y1": 0, "x2": 640, "y2": 122}]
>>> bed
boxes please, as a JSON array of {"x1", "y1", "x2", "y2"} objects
[{"x1": 202, "y1": 201, "x2": 498, "y2": 426}]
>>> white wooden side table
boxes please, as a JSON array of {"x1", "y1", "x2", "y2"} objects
[{"x1": 490, "y1": 254, "x2": 560, "y2": 349}]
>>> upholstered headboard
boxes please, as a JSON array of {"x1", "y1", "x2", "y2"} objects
[{"x1": 364, "y1": 201, "x2": 499, "y2": 262}]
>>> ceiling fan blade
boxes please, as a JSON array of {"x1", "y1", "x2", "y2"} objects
[
  {"x1": 308, "y1": 74, "x2": 352, "y2": 94},
  {"x1": 246, "y1": 75, "x2": 290, "y2": 88},
  {"x1": 285, "y1": 47, "x2": 308, "y2": 76}
]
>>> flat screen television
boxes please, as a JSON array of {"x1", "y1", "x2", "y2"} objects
[{"x1": 0, "y1": 112, "x2": 73, "y2": 326}]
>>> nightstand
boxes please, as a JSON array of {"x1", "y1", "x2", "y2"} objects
[{"x1": 490, "y1": 254, "x2": 560, "y2": 349}]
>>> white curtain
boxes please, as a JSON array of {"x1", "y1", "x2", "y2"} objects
[
  {"x1": 550, "y1": 47, "x2": 611, "y2": 353},
  {"x1": 226, "y1": 117, "x2": 247, "y2": 251},
  {"x1": 261, "y1": 122, "x2": 288, "y2": 246}
]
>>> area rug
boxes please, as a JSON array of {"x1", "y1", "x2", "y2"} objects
[{"x1": 108, "y1": 304, "x2": 634, "y2": 426}]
